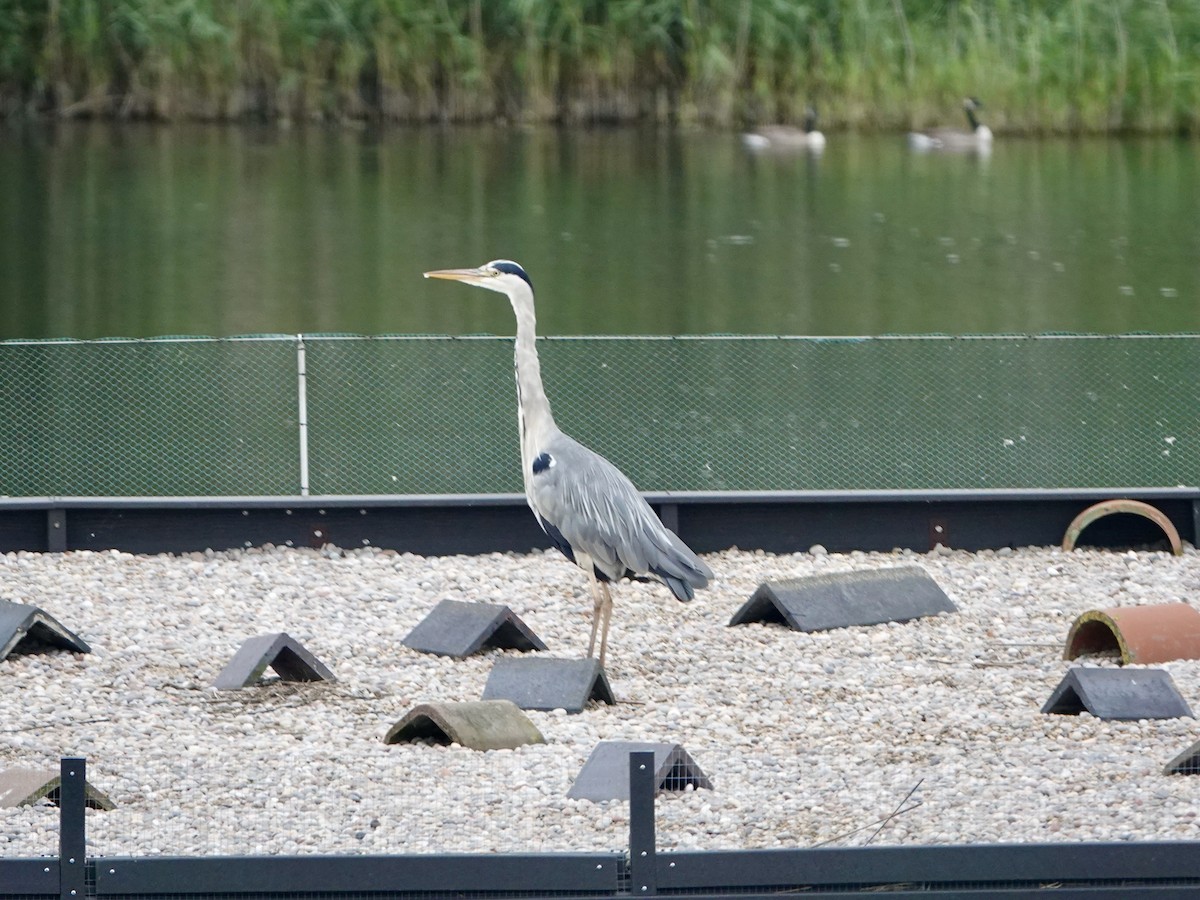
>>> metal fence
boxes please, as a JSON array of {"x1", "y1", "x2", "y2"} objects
[
  {"x1": 0, "y1": 336, "x2": 299, "y2": 496},
  {"x1": 4, "y1": 757, "x2": 1200, "y2": 899},
  {"x1": 1, "y1": 334, "x2": 1198, "y2": 498}
]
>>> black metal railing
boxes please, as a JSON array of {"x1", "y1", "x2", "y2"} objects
[{"x1": 4, "y1": 756, "x2": 1200, "y2": 900}]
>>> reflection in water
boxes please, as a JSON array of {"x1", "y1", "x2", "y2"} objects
[{"x1": 0, "y1": 125, "x2": 1196, "y2": 340}]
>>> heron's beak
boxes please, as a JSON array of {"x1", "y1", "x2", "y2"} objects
[{"x1": 423, "y1": 267, "x2": 489, "y2": 285}]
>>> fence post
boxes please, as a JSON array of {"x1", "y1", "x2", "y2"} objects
[
  {"x1": 46, "y1": 508, "x2": 67, "y2": 552},
  {"x1": 296, "y1": 335, "x2": 311, "y2": 497},
  {"x1": 628, "y1": 751, "x2": 657, "y2": 895},
  {"x1": 59, "y1": 757, "x2": 86, "y2": 900}
]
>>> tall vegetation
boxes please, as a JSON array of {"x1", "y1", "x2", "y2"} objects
[{"x1": 1, "y1": 0, "x2": 1197, "y2": 132}]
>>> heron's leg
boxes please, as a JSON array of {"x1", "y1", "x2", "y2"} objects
[
  {"x1": 596, "y1": 581, "x2": 614, "y2": 668},
  {"x1": 581, "y1": 556, "x2": 605, "y2": 659}
]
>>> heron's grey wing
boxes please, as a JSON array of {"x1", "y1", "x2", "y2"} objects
[{"x1": 529, "y1": 435, "x2": 712, "y2": 595}]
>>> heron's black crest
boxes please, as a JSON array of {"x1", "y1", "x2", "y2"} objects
[
  {"x1": 532, "y1": 452, "x2": 553, "y2": 474},
  {"x1": 489, "y1": 259, "x2": 533, "y2": 290}
]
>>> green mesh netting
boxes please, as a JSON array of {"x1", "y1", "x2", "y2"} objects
[
  {"x1": 1, "y1": 335, "x2": 1196, "y2": 497},
  {"x1": 0, "y1": 338, "x2": 298, "y2": 496}
]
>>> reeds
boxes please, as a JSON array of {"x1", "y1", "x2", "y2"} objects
[{"x1": 2, "y1": 0, "x2": 1198, "y2": 132}]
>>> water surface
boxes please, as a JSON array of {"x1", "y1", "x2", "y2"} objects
[{"x1": 1, "y1": 125, "x2": 1196, "y2": 340}]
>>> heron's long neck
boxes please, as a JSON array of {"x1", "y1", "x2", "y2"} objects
[{"x1": 510, "y1": 290, "x2": 557, "y2": 467}]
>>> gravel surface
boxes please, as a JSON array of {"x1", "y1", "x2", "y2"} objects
[{"x1": 2, "y1": 543, "x2": 1199, "y2": 857}]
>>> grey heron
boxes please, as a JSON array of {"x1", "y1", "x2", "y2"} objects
[
  {"x1": 742, "y1": 106, "x2": 827, "y2": 152},
  {"x1": 907, "y1": 97, "x2": 993, "y2": 152},
  {"x1": 423, "y1": 260, "x2": 713, "y2": 666}
]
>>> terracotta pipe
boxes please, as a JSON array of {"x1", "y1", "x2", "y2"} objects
[
  {"x1": 1064, "y1": 603, "x2": 1200, "y2": 665},
  {"x1": 1062, "y1": 498, "x2": 1183, "y2": 556}
]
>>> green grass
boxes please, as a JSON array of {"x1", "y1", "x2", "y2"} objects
[{"x1": 1, "y1": 0, "x2": 1198, "y2": 132}]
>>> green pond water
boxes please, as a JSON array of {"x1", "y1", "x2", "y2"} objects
[{"x1": 1, "y1": 124, "x2": 1197, "y2": 341}]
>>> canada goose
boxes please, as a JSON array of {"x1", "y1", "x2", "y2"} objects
[
  {"x1": 907, "y1": 97, "x2": 993, "y2": 152},
  {"x1": 742, "y1": 106, "x2": 826, "y2": 152}
]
